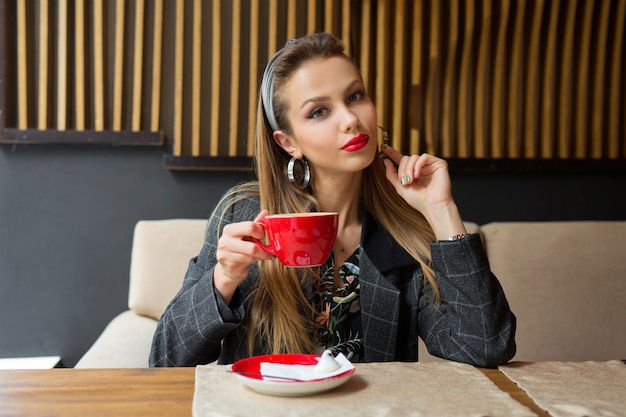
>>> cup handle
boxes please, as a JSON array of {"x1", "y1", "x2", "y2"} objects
[{"x1": 249, "y1": 221, "x2": 276, "y2": 256}]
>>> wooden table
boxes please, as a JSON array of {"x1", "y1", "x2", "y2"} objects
[
  {"x1": 0, "y1": 367, "x2": 549, "y2": 417},
  {"x1": 0, "y1": 368, "x2": 194, "y2": 417}
]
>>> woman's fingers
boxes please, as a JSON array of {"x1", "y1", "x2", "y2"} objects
[
  {"x1": 383, "y1": 145, "x2": 421, "y2": 185},
  {"x1": 383, "y1": 157, "x2": 402, "y2": 189},
  {"x1": 253, "y1": 209, "x2": 268, "y2": 224},
  {"x1": 218, "y1": 213, "x2": 275, "y2": 269},
  {"x1": 382, "y1": 144, "x2": 404, "y2": 165},
  {"x1": 383, "y1": 146, "x2": 444, "y2": 186}
]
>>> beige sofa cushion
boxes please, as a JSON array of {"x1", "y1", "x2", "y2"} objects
[
  {"x1": 75, "y1": 310, "x2": 158, "y2": 368},
  {"x1": 128, "y1": 219, "x2": 208, "y2": 320},
  {"x1": 481, "y1": 221, "x2": 626, "y2": 362}
]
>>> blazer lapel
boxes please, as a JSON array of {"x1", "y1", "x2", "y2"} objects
[
  {"x1": 359, "y1": 251, "x2": 400, "y2": 361},
  {"x1": 359, "y1": 211, "x2": 418, "y2": 361}
]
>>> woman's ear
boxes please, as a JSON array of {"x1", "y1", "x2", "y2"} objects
[{"x1": 273, "y1": 130, "x2": 299, "y2": 156}]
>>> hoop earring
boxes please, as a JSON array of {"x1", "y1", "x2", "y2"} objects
[
  {"x1": 287, "y1": 156, "x2": 311, "y2": 189},
  {"x1": 378, "y1": 125, "x2": 389, "y2": 148}
]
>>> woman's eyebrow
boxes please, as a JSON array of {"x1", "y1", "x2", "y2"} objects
[{"x1": 299, "y1": 79, "x2": 362, "y2": 110}]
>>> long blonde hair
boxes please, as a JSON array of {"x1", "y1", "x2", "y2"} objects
[{"x1": 214, "y1": 32, "x2": 438, "y2": 356}]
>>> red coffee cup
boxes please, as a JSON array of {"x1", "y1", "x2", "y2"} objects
[{"x1": 252, "y1": 212, "x2": 338, "y2": 267}]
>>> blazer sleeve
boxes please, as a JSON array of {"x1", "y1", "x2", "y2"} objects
[
  {"x1": 149, "y1": 189, "x2": 259, "y2": 367},
  {"x1": 418, "y1": 233, "x2": 517, "y2": 368}
]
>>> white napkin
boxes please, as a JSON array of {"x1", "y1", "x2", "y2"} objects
[{"x1": 259, "y1": 352, "x2": 353, "y2": 381}]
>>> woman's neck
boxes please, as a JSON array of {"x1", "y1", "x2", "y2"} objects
[
  {"x1": 312, "y1": 172, "x2": 363, "y2": 271},
  {"x1": 312, "y1": 172, "x2": 362, "y2": 226}
]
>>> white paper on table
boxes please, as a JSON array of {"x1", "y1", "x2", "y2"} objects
[{"x1": 259, "y1": 353, "x2": 354, "y2": 381}]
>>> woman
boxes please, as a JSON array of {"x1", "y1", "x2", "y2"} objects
[{"x1": 150, "y1": 32, "x2": 516, "y2": 368}]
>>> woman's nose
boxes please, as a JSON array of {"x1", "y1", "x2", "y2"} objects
[{"x1": 340, "y1": 107, "x2": 359, "y2": 131}]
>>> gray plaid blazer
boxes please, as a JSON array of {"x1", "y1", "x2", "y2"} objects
[{"x1": 150, "y1": 187, "x2": 516, "y2": 368}]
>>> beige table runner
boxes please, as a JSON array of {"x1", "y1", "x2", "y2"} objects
[
  {"x1": 193, "y1": 361, "x2": 536, "y2": 417},
  {"x1": 500, "y1": 360, "x2": 626, "y2": 417}
]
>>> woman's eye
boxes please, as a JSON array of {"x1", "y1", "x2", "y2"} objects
[
  {"x1": 308, "y1": 107, "x2": 327, "y2": 119},
  {"x1": 348, "y1": 91, "x2": 365, "y2": 103}
]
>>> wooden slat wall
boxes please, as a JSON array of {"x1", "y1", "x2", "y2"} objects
[
  {"x1": 74, "y1": 0, "x2": 85, "y2": 130},
  {"x1": 10, "y1": 0, "x2": 163, "y2": 135},
  {"x1": 170, "y1": 0, "x2": 352, "y2": 157},
  {"x1": 4, "y1": 0, "x2": 624, "y2": 160},
  {"x1": 37, "y1": 0, "x2": 49, "y2": 130},
  {"x1": 368, "y1": 0, "x2": 625, "y2": 159},
  {"x1": 16, "y1": 0, "x2": 28, "y2": 129}
]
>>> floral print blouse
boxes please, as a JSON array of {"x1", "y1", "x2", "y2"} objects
[{"x1": 312, "y1": 247, "x2": 364, "y2": 361}]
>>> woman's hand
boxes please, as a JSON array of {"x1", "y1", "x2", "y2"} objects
[
  {"x1": 213, "y1": 210, "x2": 275, "y2": 303},
  {"x1": 382, "y1": 146, "x2": 454, "y2": 211},
  {"x1": 382, "y1": 146, "x2": 466, "y2": 239}
]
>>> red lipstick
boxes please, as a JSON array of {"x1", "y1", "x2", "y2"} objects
[{"x1": 341, "y1": 134, "x2": 369, "y2": 152}]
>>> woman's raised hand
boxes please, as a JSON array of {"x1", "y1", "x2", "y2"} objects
[
  {"x1": 381, "y1": 146, "x2": 466, "y2": 240},
  {"x1": 382, "y1": 146, "x2": 454, "y2": 212},
  {"x1": 213, "y1": 210, "x2": 275, "y2": 303}
]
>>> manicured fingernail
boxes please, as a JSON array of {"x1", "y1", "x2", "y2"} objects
[
  {"x1": 400, "y1": 178, "x2": 404, "y2": 185},
  {"x1": 405, "y1": 175, "x2": 411, "y2": 183}
]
